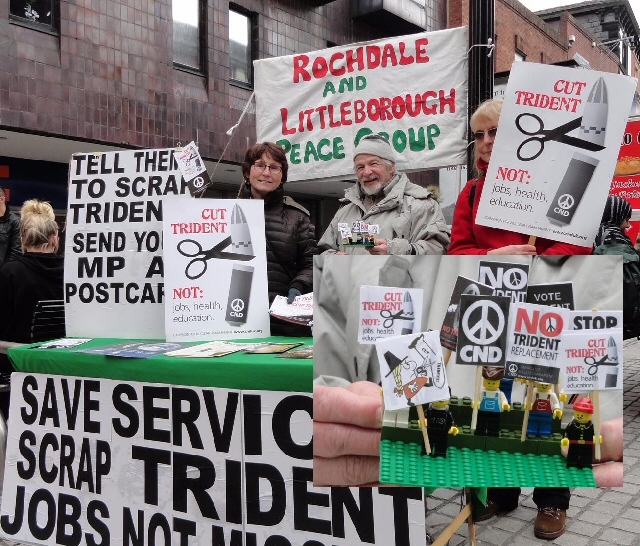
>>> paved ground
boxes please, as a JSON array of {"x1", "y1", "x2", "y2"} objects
[{"x1": 426, "y1": 337, "x2": 640, "y2": 545}]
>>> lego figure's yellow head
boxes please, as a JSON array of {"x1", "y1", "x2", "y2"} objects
[
  {"x1": 432, "y1": 398, "x2": 450, "y2": 409},
  {"x1": 483, "y1": 378, "x2": 500, "y2": 391},
  {"x1": 574, "y1": 410, "x2": 591, "y2": 424},
  {"x1": 536, "y1": 382, "x2": 552, "y2": 393}
]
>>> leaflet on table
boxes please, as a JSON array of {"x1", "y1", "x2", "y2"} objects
[
  {"x1": 269, "y1": 294, "x2": 313, "y2": 326},
  {"x1": 243, "y1": 342, "x2": 304, "y2": 354},
  {"x1": 77, "y1": 341, "x2": 189, "y2": 358},
  {"x1": 34, "y1": 338, "x2": 92, "y2": 349},
  {"x1": 163, "y1": 197, "x2": 270, "y2": 341},
  {"x1": 164, "y1": 340, "x2": 262, "y2": 357},
  {"x1": 276, "y1": 346, "x2": 313, "y2": 359}
]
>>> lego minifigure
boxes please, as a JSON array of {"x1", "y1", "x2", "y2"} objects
[
  {"x1": 527, "y1": 382, "x2": 562, "y2": 438},
  {"x1": 561, "y1": 397, "x2": 601, "y2": 469},
  {"x1": 424, "y1": 398, "x2": 459, "y2": 457},
  {"x1": 474, "y1": 367, "x2": 510, "y2": 436}
]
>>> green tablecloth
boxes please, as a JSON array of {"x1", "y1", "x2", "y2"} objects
[{"x1": 7, "y1": 337, "x2": 313, "y2": 392}]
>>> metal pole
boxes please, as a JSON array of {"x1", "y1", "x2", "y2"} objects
[{"x1": 467, "y1": 0, "x2": 495, "y2": 176}]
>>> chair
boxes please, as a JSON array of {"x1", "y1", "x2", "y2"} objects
[{"x1": 30, "y1": 299, "x2": 66, "y2": 342}]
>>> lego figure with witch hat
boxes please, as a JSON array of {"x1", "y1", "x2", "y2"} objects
[
  {"x1": 561, "y1": 397, "x2": 601, "y2": 469},
  {"x1": 474, "y1": 367, "x2": 510, "y2": 436}
]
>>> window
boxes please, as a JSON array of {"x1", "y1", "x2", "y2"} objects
[
  {"x1": 229, "y1": 8, "x2": 254, "y2": 87},
  {"x1": 9, "y1": 0, "x2": 57, "y2": 33},
  {"x1": 173, "y1": 0, "x2": 205, "y2": 72}
]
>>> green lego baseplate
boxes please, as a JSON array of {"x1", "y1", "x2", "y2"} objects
[
  {"x1": 380, "y1": 440, "x2": 596, "y2": 488},
  {"x1": 380, "y1": 395, "x2": 596, "y2": 487}
]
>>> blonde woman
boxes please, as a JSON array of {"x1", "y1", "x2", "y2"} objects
[{"x1": 0, "y1": 199, "x2": 63, "y2": 344}]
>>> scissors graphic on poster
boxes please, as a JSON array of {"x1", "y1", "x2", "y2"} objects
[
  {"x1": 178, "y1": 237, "x2": 254, "y2": 280},
  {"x1": 583, "y1": 355, "x2": 618, "y2": 376},
  {"x1": 380, "y1": 310, "x2": 414, "y2": 328},
  {"x1": 515, "y1": 113, "x2": 605, "y2": 161}
]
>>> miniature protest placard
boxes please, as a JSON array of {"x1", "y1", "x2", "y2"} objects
[
  {"x1": 478, "y1": 260, "x2": 529, "y2": 303},
  {"x1": 65, "y1": 149, "x2": 186, "y2": 338},
  {"x1": 163, "y1": 197, "x2": 270, "y2": 341},
  {"x1": 255, "y1": 27, "x2": 468, "y2": 182},
  {"x1": 440, "y1": 276, "x2": 494, "y2": 351},
  {"x1": 505, "y1": 302, "x2": 570, "y2": 383},
  {"x1": 560, "y1": 329, "x2": 623, "y2": 391},
  {"x1": 526, "y1": 282, "x2": 574, "y2": 310},
  {"x1": 475, "y1": 63, "x2": 637, "y2": 246},
  {"x1": 174, "y1": 141, "x2": 211, "y2": 195},
  {"x1": 358, "y1": 286, "x2": 423, "y2": 344},
  {"x1": 377, "y1": 331, "x2": 448, "y2": 411},
  {"x1": 455, "y1": 294, "x2": 511, "y2": 367}
]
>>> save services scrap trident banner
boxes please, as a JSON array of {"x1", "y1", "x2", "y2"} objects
[
  {"x1": 254, "y1": 27, "x2": 468, "y2": 182},
  {"x1": 0, "y1": 374, "x2": 428, "y2": 546},
  {"x1": 476, "y1": 62, "x2": 637, "y2": 246}
]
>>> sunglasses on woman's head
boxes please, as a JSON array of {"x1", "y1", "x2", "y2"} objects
[{"x1": 473, "y1": 128, "x2": 497, "y2": 140}]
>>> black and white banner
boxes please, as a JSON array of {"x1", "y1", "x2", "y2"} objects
[{"x1": 0, "y1": 374, "x2": 426, "y2": 546}]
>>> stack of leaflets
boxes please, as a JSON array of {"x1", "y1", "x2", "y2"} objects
[{"x1": 269, "y1": 293, "x2": 313, "y2": 327}]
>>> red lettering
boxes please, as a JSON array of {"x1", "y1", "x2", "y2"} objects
[
  {"x1": 346, "y1": 48, "x2": 364, "y2": 72},
  {"x1": 381, "y1": 43, "x2": 398, "y2": 67},
  {"x1": 398, "y1": 41, "x2": 414, "y2": 65},
  {"x1": 439, "y1": 88, "x2": 456, "y2": 114},
  {"x1": 415, "y1": 38, "x2": 429, "y2": 62},
  {"x1": 340, "y1": 102, "x2": 353, "y2": 126},
  {"x1": 329, "y1": 52, "x2": 346, "y2": 76},
  {"x1": 312, "y1": 57, "x2": 328, "y2": 79},
  {"x1": 422, "y1": 91, "x2": 437, "y2": 115},
  {"x1": 280, "y1": 108, "x2": 296, "y2": 136},
  {"x1": 293, "y1": 55, "x2": 310, "y2": 83},
  {"x1": 366, "y1": 46, "x2": 381, "y2": 69}
]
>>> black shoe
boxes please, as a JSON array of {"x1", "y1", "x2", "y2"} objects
[{"x1": 474, "y1": 499, "x2": 518, "y2": 522}]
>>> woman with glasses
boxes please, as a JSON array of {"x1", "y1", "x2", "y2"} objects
[
  {"x1": 448, "y1": 99, "x2": 591, "y2": 255},
  {"x1": 238, "y1": 142, "x2": 317, "y2": 335}
]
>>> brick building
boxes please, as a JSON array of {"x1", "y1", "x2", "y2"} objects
[{"x1": 1, "y1": 0, "x2": 638, "y2": 234}]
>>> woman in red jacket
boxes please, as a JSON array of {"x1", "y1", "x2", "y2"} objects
[{"x1": 448, "y1": 99, "x2": 591, "y2": 256}]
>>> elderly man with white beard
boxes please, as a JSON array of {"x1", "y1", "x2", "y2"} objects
[{"x1": 318, "y1": 134, "x2": 450, "y2": 255}]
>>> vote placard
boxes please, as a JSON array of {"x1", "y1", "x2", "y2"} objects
[{"x1": 526, "y1": 282, "x2": 574, "y2": 310}]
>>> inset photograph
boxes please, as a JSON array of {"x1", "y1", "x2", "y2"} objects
[{"x1": 313, "y1": 255, "x2": 624, "y2": 489}]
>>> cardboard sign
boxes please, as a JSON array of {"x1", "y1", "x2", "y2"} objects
[
  {"x1": 162, "y1": 198, "x2": 270, "y2": 341},
  {"x1": 569, "y1": 310, "x2": 623, "y2": 331},
  {"x1": 376, "y1": 331, "x2": 448, "y2": 411},
  {"x1": 505, "y1": 303, "x2": 570, "y2": 383},
  {"x1": 440, "y1": 276, "x2": 494, "y2": 351},
  {"x1": 358, "y1": 286, "x2": 423, "y2": 344},
  {"x1": 478, "y1": 260, "x2": 529, "y2": 303},
  {"x1": 610, "y1": 118, "x2": 640, "y2": 245},
  {"x1": 455, "y1": 295, "x2": 511, "y2": 367},
  {"x1": 560, "y1": 329, "x2": 623, "y2": 391},
  {"x1": 174, "y1": 142, "x2": 210, "y2": 195},
  {"x1": 255, "y1": 27, "x2": 468, "y2": 182},
  {"x1": 476, "y1": 63, "x2": 637, "y2": 246},
  {"x1": 65, "y1": 149, "x2": 187, "y2": 338},
  {"x1": 0, "y1": 374, "x2": 427, "y2": 546},
  {"x1": 526, "y1": 281, "x2": 574, "y2": 310}
]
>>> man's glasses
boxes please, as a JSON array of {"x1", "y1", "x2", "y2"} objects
[
  {"x1": 473, "y1": 128, "x2": 497, "y2": 141},
  {"x1": 252, "y1": 163, "x2": 282, "y2": 174}
]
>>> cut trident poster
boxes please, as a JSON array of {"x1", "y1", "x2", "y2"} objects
[
  {"x1": 163, "y1": 197, "x2": 270, "y2": 341},
  {"x1": 475, "y1": 63, "x2": 637, "y2": 246}
]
